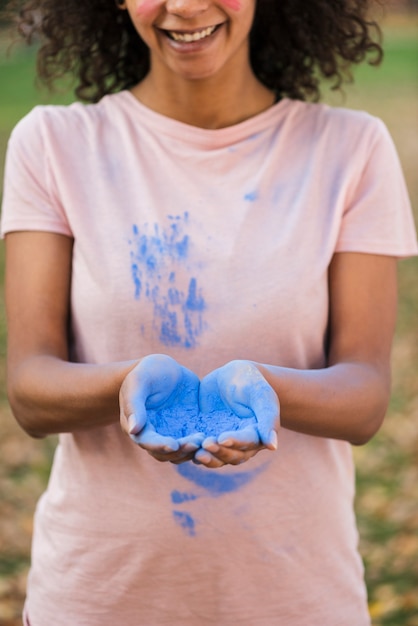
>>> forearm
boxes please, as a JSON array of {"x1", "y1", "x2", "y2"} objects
[
  {"x1": 7, "y1": 355, "x2": 139, "y2": 437},
  {"x1": 257, "y1": 361, "x2": 391, "y2": 445}
]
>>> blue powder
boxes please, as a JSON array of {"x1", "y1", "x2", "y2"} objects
[
  {"x1": 131, "y1": 263, "x2": 142, "y2": 298},
  {"x1": 244, "y1": 190, "x2": 259, "y2": 202},
  {"x1": 129, "y1": 217, "x2": 207, "y2": 349},
  {"x1": 185, "y1": 278, "x2": 205, "y2": 312},
  {"x1": 176, "y1": 462, "x2": 266, "y2": 496},
  {"x1": 173, "y1": 510, "x2": 196, "y2": 536},
  {"x1": 171, "y1": 490, "x2": 198, "y2": 504},
  {"x1": 147, "y1": 406, "x2": 257, "y2": 439},
  {"x1": 175, "y1": 235, "x2": 189, "y2": 258}
]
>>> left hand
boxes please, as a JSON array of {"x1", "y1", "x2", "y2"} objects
[
  {"x1": 120, "y1": 354, "x2": 203, "y2": 464},
  {"x1": 196, "y1": 360, "x2": 280, "y2": 468}
]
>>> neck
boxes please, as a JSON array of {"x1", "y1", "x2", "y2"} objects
[{"x1": 131, "y1": 62, "x2": 276, "y2": 130}]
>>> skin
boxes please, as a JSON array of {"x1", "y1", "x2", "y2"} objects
[
  {"x1": 4, "y1": 0, "x2": 399, "y2": 469},
  {"x1": 126, "y1": 0, "x2": 276, "y2": 128}
]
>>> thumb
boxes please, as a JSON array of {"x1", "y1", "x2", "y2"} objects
[
  {"x1": 250, "y1": 384, "x2": 280, "y2": 450},
  {"x1": 119, "y1": 386, "x2": 147, "y2": 436},
  {"x1": 127, "y1": 410, "x2": 147, "y2": 435}
]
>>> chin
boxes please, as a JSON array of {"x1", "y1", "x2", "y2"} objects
[{"x1": 169, "y1": 62, "x2": 223, "y2": 83}]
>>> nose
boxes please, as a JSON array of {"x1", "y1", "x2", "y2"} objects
[{"x1": 165, "y1": 0, "x2": 210, "y2": 18}]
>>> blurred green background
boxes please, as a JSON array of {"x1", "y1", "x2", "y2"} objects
[{"x1": 0, "y1": 7, "x2": 417, "y2": 626}]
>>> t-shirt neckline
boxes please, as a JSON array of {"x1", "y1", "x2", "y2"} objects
[{"x1": 115, "y1": 90, "x2": 291, "y2": 148}]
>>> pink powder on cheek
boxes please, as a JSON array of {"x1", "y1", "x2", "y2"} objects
[
  {"x1": 220, "y1": 0, "x2": 242, "y2": 10},
  {"x1": 135, "y1": 0, "x2": 162, "y2": 16},
  {"x1": 136, "y1": 0, "x2": 242, "y2": 16}
]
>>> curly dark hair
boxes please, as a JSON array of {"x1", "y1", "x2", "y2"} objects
[{"x1": 4, "y1": 0, "x2": 383, "y2": 102}]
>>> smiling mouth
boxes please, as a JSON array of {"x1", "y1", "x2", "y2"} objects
[{"x1": 164, "y1": 24, "x2": 221, "y2": 43}]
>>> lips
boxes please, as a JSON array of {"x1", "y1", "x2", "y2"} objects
[{"x1": 163, "y1": 24, "x2": 221, "y2": 43}]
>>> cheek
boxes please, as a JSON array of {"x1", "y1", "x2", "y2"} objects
[
  {"x1": 220, "y1": 0, "x2": 242, "y2": 10},
  {"x1": 135, "y1": 0, "x2": 163, "y2": 17},
  {"x1": 135, "y1": 0, "x2": 243, "y2": 16}
]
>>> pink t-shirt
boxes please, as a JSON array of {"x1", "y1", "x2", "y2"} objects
[{"x1": 2, "y1": 92, "x2": 417, "y2": 626}]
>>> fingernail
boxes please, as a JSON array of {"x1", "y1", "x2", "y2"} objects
[
  {"x1": 268, "y1": 431, "x2": 278, "y2": 450},
  {"x1": 164, "y1": 442, "x2": 180, "y2": 453},
  {"x1": 202, "y1": 437, "x2": 218, "y2": 452},
  {"x1": 128, "y1": 415, "x2": 137, "y2": 434},
  {"x1": 218, "y1": 438, "x2": 233, "y2": 447},
  {"x1": 204, "y1": 443, "x2": 219, "y2": 454},
  {"x1": 196, "y1": 452, "x2": 212, "y2": 464}
]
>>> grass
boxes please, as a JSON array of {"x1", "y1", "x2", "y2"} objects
[
  {"x1": 352, "y1": 27, "x2": 418, "y2": 86},
  {"x1": 0, "y1": 13, "x2": 418, "y2": 626},
  {"x1": 0, "y1": 37, "x2": 73, "y2": 129}
]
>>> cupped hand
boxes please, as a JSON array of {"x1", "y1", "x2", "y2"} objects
[
  {"x1": 196, "y1": 360, "x2": 280, "y2": 468},
  {"x1": 119, "y1": 354, "x2": 203, "y2": 463}
]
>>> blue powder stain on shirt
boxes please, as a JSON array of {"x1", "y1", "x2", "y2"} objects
[
  {"x1": 244, "y1": 190, "x2": 259, "y2": 202},
  {"x1": 168, "y1": 287, "x2": 181, "y2": 305},
  {"x1": 131, "y1": 262, "x2": 142, "y2": 299},
  {"x1": 175, "y1": 235, "x2": 189, "y2": 258},
  {"x1": 173, "y1": 511, "x2": 196, "y2": 536},
  {"x1": 183, "y1": 316, "x2": 195, "y2": 349},
  {"x1": 185, "y1": 278, "x2": 205, "y2": 312},
  {"x1": 129, "y1": 216, "x2": 207, "y2": 348},
  {"x1": 176, "y1": 462, "x2": 263, "y2": 497},
  {"x1": 146, "y1": 255, "x2": 157, "y2": 271},
  {"x1": 131, "y1": 222, "x2": 187, "y2": 268},
  {"x1": 171, "y1": 490, "x2": 198, "y2": 504},
  {"x1": 160, "y1": 311, "x2": 182, "y2": 346}
]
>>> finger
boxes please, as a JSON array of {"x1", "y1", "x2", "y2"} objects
[
  {"x1": 193, "y1": 448, "x2": 225, "y2": 468},
  {"x1": 168, "y1": 439, "x2": 206, "y2": 464},
  {"x1": 148, "y1": 448, "x2": 197, "y2": 464},
  {"x1": 202, "y1": 434, "x2": 260, "y2": 464},
  {"x1": 177, "y1": 433, "x2": 205, "y2": 449},
  {"x1": 250, "y1": 384, "x2": 280, "y2": 449},
  {"x1": 131, "y1": 424, "x2": 180, "y2": 452},
  {"x1": 126, "y1": 407, "x2": 147, "y2": 435},
  {"x1": 197, "y1": 445, "x2": 257, "y2": 467},
  {"x1": 119, "y1": 381, "x2": 147, "y2": 435},
  {"x1": 216, "y1": 425, "x2": 260, "y2": 449}
]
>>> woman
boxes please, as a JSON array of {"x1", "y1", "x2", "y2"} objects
[{"x1": 1, "y1": 0, "x2": 417, "y2": 624}]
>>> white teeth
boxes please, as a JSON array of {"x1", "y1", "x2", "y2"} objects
[{"x1": 169, "y1": 25, "x2": 217, "y2": 43}]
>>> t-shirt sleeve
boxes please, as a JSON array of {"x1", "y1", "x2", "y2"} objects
[
  {"x1": 1, "y1": 106, "x2": 72, "y2": 237},
  {"x1": 335, "y1": 117, "x2": 417, "y2": 257}
]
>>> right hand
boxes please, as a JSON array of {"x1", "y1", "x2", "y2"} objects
[
  {"x1": 195, "y1": 360, "x2": 279, "y2": 468},
  {"x1": 119, "y1": 354, "x2": 203, "y2": 463}
]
